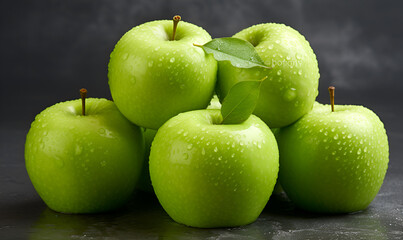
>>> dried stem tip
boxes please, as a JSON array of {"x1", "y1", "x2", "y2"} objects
[
  {"x1": 80, "y1": 88, "x2": 87, "y2": 116},
  {"x1": 328, "y1": 86, "x2": 335, "y2": 112},
  {"x1": 172, "y1": 15, "x2": 181, "y2": 41}
]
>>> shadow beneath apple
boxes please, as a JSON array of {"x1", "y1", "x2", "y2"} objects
[
  {"x1": 0, "y1": 198, "x2": 46, "y2": 239},
  {"x1": 26, "y1": 190, "x2": 389, "y2": 239},
  {"x1": 28, "y1": 191, "x2": 169, "y2": 239},
  {"x1": 27, "y1": 191, "x2": 273, "y2": 239}
]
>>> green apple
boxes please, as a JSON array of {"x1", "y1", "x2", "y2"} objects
[
  {"x1": 216, "y1": 23, "x2": 319, "y2": 128},
  {"x1": 25, "y1": 98, "x2": 145, "y2": 213},
  {"x1": 277, "y1": 102, "x2": 389, "y2": 213},
  {"x1": 108, "y1": 17, "x2": 217, "y2": 129},
  {"x1": 136, "y1": 128, "x2": 157, "y2": 193},
  {"x1": 149, "y1": 109, "x2": 279, "y2": 228}
]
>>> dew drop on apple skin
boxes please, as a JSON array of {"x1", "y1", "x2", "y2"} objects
[
  {"x1": 129, "y1": 77, "x2": 136, "y2": 84},
  {"x1": 55, "y1": 156, "x2": 64, "y2": 168},
  {"x1": 75, "y1": 145, "x2": 82, "y2": 155},
  {"x1": 283, "y1": 88, "x2": 297, "y2": 102}
]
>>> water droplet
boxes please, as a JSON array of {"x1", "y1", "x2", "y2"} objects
[
  {"x1": 357, "y1": 148, "x2": 362, "y2": 155},
  {"x1": 148, "y1": 61, "x2": 154, "y2": 67},
  {"x1": 277, "y1": 70, "x2": 282, "y2": 76},
  {"x1": 334, "y1": 134, "x2": 339, "y2": 140},
  {"x1": 187, "y1": 144, "x2": 193, "y2": 150},
  {"x1": 170, "y1": 57, "x2": 175, "y2": 63},
  {"x1": 298, "y1": 70, "x2": 302, "y2": 75},
  {"x1": 283, "y1": 88, "x2": 297, "y2": 102},
  {"x1": 214, "y1": 147, "x2": 218, "y2": 152},
  {"x1": 268, "y1": 44, "x2": 273, "y2": 50},
  {"x1": 75, "y1": 145, "x2": 82, "y2": 155},
  {"x1": 201, "y1": 148, "x2": 206, "y2": 155},
  {"x1": 55, "y1": 156, "x2": 64, "y2": 167},
  {"x1": 218, "y1": 156, "x2": 222, "y2": 161}
]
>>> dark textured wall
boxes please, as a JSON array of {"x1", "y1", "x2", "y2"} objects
[{"x1": 1, "y1": 0, "x2": 402, "y2": 127}]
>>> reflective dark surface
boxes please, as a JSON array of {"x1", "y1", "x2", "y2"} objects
[{"x1": 1, "y1": 102, "x2": 402, "y2": 239}]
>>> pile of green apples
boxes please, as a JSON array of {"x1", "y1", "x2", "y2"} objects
[{"x1": 25, "y1": 16, "x2": 389, "y2": 228}]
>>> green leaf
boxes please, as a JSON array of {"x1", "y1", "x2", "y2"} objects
[
  {"x1": 221, "y1": 77, "x2": 267, "y2": 124},
  {"x1": 194, "y1": 37, "x2": 270, "y2": 69}
]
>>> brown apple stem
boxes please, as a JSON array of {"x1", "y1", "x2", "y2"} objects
[
  {"x1": 172, "y1": 15, "x2": 181, "y2": 41},
  {"x1": 328, "y1": 86, "x2": 335, "y2": 112},
  {"x1": 80, "y1": 88, "x2": 87, "y2": 116}
]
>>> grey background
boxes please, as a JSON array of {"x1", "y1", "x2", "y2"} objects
[
  {"x1": 1, "y1": 0, "x2": 402, "y2": 126},
  {"x1": 1, "y1": 0, "x2": 402, "y2": 239}
]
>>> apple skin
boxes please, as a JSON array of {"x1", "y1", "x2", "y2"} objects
[
  {"x1": 136, "y1": 128, "x2": 157, "y2": 193},
  {"x1": 25, "y1": 98, "x2": 145, "y2": 213},
  {"x1": 277, "y1": 102, "x2": 389, "y2": 213},
  {"x1": 269, "y1": 128, "x2": 284, "y2": 195},
  {"x1": 149, "y1": 109, "x2": 279, "y2": 228},
  {"x1": 108, "y1": 20, "x2": 217, "y2": 130},
  {"x1": 216, "y1": 23, "x2": 319, "y2": 128}
]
